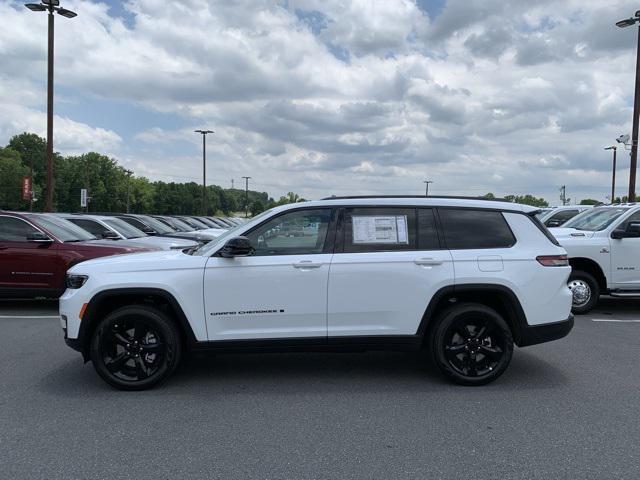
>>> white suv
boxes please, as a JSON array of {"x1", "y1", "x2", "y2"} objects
[{"x1": 60, "y1": 197, "x2": 573, "y2": 390}]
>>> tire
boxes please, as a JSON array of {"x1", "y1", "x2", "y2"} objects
[
  {"x1": 90, "y1": 305, "x2": 182, "y2": 391},
  {"x1": 429, "y1": 303, "x2": 514, "y2": 386},
  {"x1": 567, "y1": 270, "x2": 600, "y2": 314}
]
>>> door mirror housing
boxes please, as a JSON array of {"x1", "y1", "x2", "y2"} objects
[
  {"x1": 612, "y1": 222, "x2": 640, "y2": 239},
  {"x1": 101, "y1": 230, "x2": 120, "y2": 240},
  {"x1": 26, "y1": 231, "x2": 53, "y2": 243},
  {"x1": 546, "y1": 219, "x2": 562, "y2": 228},
  {"x1": 218, "y1": 236, "x2": 255, "y2": 258}
]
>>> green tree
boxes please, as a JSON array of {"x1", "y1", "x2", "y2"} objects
[
  {"x1": 504, "y1": 194, "x2": 548, "y2": 207},
  {"x1": 0, "y1": 147, "x2": 28, "y2": 209},
  {"x1": 579, "y1": 198, "x2": 600, "y2": 205}
]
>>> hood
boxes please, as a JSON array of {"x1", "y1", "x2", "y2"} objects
[
  {"x1": 85, "y1": 239, "x2": 163, "y2": 251},
  {"x1": 68, "y1": 248, "x2": 206, "y2": 274},
  {"x1": 67, "y1": 241, "x2": 155, "y2": 254},
  {"x1": 549, "y1": 227, "x2": 595, "y2": 239}
]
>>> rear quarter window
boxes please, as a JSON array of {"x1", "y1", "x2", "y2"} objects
[{"x1": 438, "y1": 208, "x2": 516, "y2": 249}]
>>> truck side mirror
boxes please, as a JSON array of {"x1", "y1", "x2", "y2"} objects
[
  {"x1": 101, "y1": 230, "x2": 120, "y2": 240},
  {"x1": 612, "y1": 222, "x2": 640, "y2": 239}
]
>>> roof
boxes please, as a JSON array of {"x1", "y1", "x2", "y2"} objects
[{"x1": 272, "y1": 197, "x2": 539, "y2": 213}]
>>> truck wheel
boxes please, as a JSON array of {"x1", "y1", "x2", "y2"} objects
[
  {"x1": 568, "y1": 270, "x2": 599, "y2": 314},
  {"x1": 90, "y1": 305, "x2": 182, "y2": 391},
  {"x1": 429, "y1": 303, "x2": 513, "y2": 386}
]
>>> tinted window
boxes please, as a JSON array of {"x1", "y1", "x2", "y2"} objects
[
  {"x1": 545, "y1": 209, "x2": 579, "y2": 226},
  {"x1": 0, "y1": 216, "x2": 39, "y2": 242},
  {"x1": 418, "y1": 208, "x2": 440, "y2": 250},
  {"x1": 27, "y1": 215, "x2": 96, "y2": 242},
  {"x1": 245, "y1": 209, "x2": 332, "y2": 256},
  {"x1": 564, "y1": 207, "x2": 628, "y2": 231},
  {"x1": 343, "y1": 208, "x2": 416, "y2": 253},
  {"x1": 439, "y1": 209, "x2": 515, "y2": 249},
  {"x1": 104, "y1": 218, "x2": 146, "y2": 238},
  {"x1": 119, "y1": 217, "x2": 152, "y2": 232},
  {"x1": 69, "y1": 218, "x2": 108, "y2": 237}
]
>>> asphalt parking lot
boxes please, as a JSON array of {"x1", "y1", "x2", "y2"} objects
[{"x1": 0, "y1": 299, "x2": 638, "y2": 479}]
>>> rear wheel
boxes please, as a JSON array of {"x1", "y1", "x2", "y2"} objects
[
  {"x1": 90, "y1": 305, "x2": 182, "y2": 391},
  {"x1": 568, "y1": 270, "x2": 599, "y2": 314},
  {"x1": 429, "y1": 303, "x2": 513, "y2": 386}
]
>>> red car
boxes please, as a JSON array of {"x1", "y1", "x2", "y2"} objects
[{"x1": 0, "y1": 211, "x2": 152, "y2": 299}]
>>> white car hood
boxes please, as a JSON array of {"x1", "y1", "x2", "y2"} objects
[{"x1": 68, "y1": 249, "x2": 206, "y2": 274}]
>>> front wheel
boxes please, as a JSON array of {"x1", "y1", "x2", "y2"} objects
[
  {"x1": 429, "y1": 303, "x2": 514, "y2": 386},
  {"x1": 568, "y1": 270, "x2": 600, "y2": 314},
  {"x1": 90, "y1": 305, "x2": 182, "y2": 391}
]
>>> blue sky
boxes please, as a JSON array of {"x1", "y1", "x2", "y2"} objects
[{"x1": 1, "y1": 0, "x2": 639, "y2": 201}]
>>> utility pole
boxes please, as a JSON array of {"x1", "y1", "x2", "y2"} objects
[
  {"x1": 25, "y1": 0, "x2": 78, "y2": 212},
  {"x1": 560, "y1": 186, "x2": 567, "y2": 206},
  {"x1": 124, "y1": 169, "x2": 133, "y2": 213},
  {"x1": 194, "y1": 129, "x2": 214, "y2": 215},
  {"x1": 231, "y1": 179, "x2": 234, "y2": 189},
  {"x1": 242, "y1": 176, "x2": 251, "y2": 218},
  {"x1": 423, "y1": 180, "x2": 434, "y2": 197},
  {"x1": 605, "y1": 146, "x2": 617, "y2": 203}
]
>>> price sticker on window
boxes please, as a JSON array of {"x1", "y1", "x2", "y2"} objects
[{"x1": 352, "y1": 215, "x2": 408, "y2": 244}]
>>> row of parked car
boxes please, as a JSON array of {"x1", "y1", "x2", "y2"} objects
[{"x1": 0, "y1": 211, "x2": 243, "y2": 298}]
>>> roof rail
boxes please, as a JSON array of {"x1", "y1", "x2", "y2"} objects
[{"x1": 320, "y1": 195, "x2": 512, "y2": 202}]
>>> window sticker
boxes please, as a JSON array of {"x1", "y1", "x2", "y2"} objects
[{"x1": 352, "y1": 215, "x2": 409, "y2": 244}]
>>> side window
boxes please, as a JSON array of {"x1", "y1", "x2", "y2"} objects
[
  {"x1": 620, "y1": 211, "x2": 640, "y2": 229},
  {"x1": 245, "y1": 209, "x2": 333, "y2": 256},
  {"x1": 545, "y1": 210, "x2": 578, "y2": 226},
  {"x1": 343, "y1": 208, "x2": 416, "y2": 253},
  {"x1": 0, "y1": 216, "x2": 40, "y2": 242},
  {"x1": 439, "y1": 209, "x2": 515, "y2": 250},
  {"x1": 418, "y1": 208, "x2": 440, "y2": 250},
  {"x1": 70, "y1": 219, "x2": 106, "y2": 237}
]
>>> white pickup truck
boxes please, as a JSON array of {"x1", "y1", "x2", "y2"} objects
[{"x1": 550, "y1": 204, "x2": 640, "y2": 313}]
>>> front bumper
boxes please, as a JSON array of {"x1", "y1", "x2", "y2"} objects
[{"x1": 518, "y1": 315, "x2": 574, "y2": 347}]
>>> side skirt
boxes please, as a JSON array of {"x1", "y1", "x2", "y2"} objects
[{"x1": 189, "y1": 335, "x2": 423, "y2": 354}]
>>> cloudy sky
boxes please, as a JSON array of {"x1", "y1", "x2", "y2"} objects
[{"x1": 0, "y1": 0, "x2": 639, "y2": 203}]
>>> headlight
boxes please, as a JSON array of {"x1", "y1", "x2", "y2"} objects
[{"x1": 66, "y1": 274, "x2": 88, "y2": 289}]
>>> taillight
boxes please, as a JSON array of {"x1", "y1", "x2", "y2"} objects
[{"x1": 536, "y1": 255, "x2": 569, "y2": 267}]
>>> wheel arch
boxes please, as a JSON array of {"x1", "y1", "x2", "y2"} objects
[
  {"x1": 568, "y1": 257, "x2": 607, "y2": 291},
  {"x1": 77, "y1": 287, "x2": 198, "y2": 361},
  {"x1": 417, "y1": 284, "x2": 528, "y2": 346}
]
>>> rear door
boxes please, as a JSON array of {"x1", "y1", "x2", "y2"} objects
[
  {"x1": 0, "y1": 215, "x2": 58, "y2": 290},
  {"x1": 327, "y1": 207, "x2": 454, "y2": 337}
]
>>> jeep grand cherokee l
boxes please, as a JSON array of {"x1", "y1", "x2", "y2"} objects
[{"x1": 59, "y1": 196, "x2": 574, "y2": 390}]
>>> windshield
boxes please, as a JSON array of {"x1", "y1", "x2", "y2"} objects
[
  {"x1": 563, "y1": 207, "x2": 628, "y2": 231},
  {"x1": 162, "y1": 217, "x2": 194, "y2": 232},
  {"x1": 104, "y1": 218, "x2": 147, "y2": 239},
  {"x1": 138, "y1": 215, "x2": 176, "y2": 234},
  {"x1": 28, "y1": 214, "x2": 97, "y2": 242},
  {"x1": 184, "y1": 217, "x2": 209, "y2": 229},
  {"x1": 193, "y1": 208, "x2": 275, "y2": 256}
]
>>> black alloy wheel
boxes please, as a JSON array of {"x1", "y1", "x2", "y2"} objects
[
  {"x1": 90, "y1": 306, "x2": 182, "y2": 390},
  {"x1": 430, "y1": 303, "x2": 513, "y2": 386}
]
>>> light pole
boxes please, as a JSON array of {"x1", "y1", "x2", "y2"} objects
[
  {"x1": 194, "y1": 129, "x2": 214, "y2": 215},
  {"x1": 25, "y1": 0, "x2": 77, "y2": 212},
  {"x1": 124, "y1": 169, "x2": 133, "y2": 213},
  {"x1": 605, "y1": 146, "x2": 617, "y2": 203},
  {"x1": 616, "y1": 10, "x2": 640, "y2": 202},
  {"x1": 423, "y1": 180, "x2": 434, "y2": 196},
  {"x1": 242, "y1": 176, "x2": 251, "y2": 218}
]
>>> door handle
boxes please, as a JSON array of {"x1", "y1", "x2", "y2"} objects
[
  {"x1": 414, "y1": 258, "x2": 443, "y2": 266},
  {"x1": 293, "y1": 260, "x2": 323, "y2": 269}
]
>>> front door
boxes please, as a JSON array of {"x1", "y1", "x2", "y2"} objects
[
  {"x1": 204, "y1": 208, "x2": 335, "y2": 341},
  {"x1": 610, "y1": 211, "x2": 640, "y2": 289},
  {"x1": 0, "y1": 215, "x2": 58, "y2": 291}
]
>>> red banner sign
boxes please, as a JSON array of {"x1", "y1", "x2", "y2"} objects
[{"x1": 22, "y1": 176, "x2": 32, "y2": 201}]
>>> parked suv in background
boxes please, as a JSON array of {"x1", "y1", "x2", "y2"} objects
[
  {"x1": 60, "y1": 196, "x2": 573, "y2": 390},
  {"x1": 550, "y1": 204, "x2": 640, "y2": 313},
  {"x1": 538, "y1": 205, "x2": 593, "y2": 228},
  {"x1": 0, "y1": 211, "x2": 150, "y2": 299}
]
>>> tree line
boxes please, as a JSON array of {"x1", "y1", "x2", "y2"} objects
[{"x1": 0, "y1": 133, "x2": 304, "y2": 216}]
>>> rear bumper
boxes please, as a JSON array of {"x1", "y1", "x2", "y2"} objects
[{"x1": 518, "y1": 315, "x2": 574, "y2": 347}]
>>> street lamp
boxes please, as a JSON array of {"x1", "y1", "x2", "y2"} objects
[
  {"x1": 423, "y1": 180, "x2": 434, "y2": 196},
  {"x1": 25, "y1": 0, "x2": 77, "y2": 212},
  {"x1": 194, "y1": 129, "x2": 214, "y2": 215},
  {"x1": 604, "y1": 146, "x2": 617, "y2": 203},
  {"x1": 616, "y1": 10, "x2": 640, "y2": 202},
  {"x1": 242, "y1": 176, "x2": 251, "y2": 218}
]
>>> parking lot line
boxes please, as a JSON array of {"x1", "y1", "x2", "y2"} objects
[
  {"x1": 0, "y1": 315, "x2": 59, "y2": 319},
  {"x1": 591, "y1": 318, "x2": 640, "y2": 323}
]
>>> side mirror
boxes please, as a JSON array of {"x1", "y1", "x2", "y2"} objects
[
  {"x1": 101, "y1": 230, "x2": 120, "y2": 240},
  {"x1": 612, "y1": 222, "x2": 640, "y2": 239},
  {"x1": 26, "y1": 231, "x2": 53, "y2": 243},
  {"x1": 218, "y1": 236, "x2": 255, "y2": 258},
  {"x1": 546, "y1": 219, "x2": 562, "y2": 228}
]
